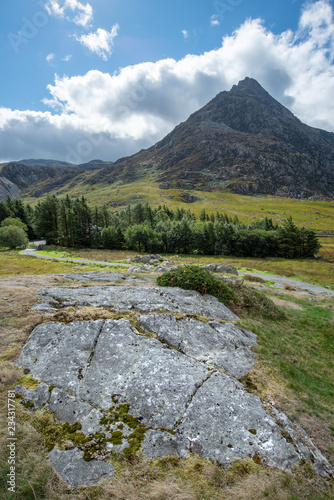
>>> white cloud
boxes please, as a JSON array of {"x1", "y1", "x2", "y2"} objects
[
  {"x1": 181, "y1": 30, "x2": 189, "y2": 39},
  {"x1": 46, "y1": 53, "x2": 55, "y2": 63},
  {"x1": 1, "y1": 1, "x2": 334, "y2": 163},
  {"x1": 45, "y1": 0, "x2": 93, "y2": 26},
  {"x1": 62, "y1": 54, "x2": 72, "y2": 62},
  {"x1": 75, "y1": 25, "x2": 119, "y2": 60},
  {"x1": 210, "y1": 15, "x2": 220, "y2": 27}
]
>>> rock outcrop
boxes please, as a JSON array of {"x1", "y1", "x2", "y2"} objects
[
  {"x1": 1, "y1": 162, "x2": 81, "y2": 197},
  {"x1": 0, "y1": 175, "x2": 21, "y2": 201},
  {"x1": 202, "y1": 263, "x2": 238, "y2": 275},
  {"x1": 16, "y1": 282, "x2": 333, "y2": 487}
]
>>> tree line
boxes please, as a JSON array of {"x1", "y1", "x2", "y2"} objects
[{"x1": 0, "y1": 195, "x2": 320, "y2": 258}]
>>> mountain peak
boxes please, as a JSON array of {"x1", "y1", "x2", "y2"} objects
[{"x1": 232, "y1": 77, "x2": 265, "y2": 93}]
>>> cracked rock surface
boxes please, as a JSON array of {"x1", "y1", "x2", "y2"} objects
[
  {"x1": 16, "y1": 284, "x2": 332, "y2": 486},
  {"x1": 33, "y1": 285, "x2": 240, "y2": 321},
  {"x1": 138, "y1": 314, "x2": 256, "y2": 377},
  {"x1": 61, "y1": 271, "x2": 153, "y2": 283}
]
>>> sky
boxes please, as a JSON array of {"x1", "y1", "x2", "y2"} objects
[{"x1": 0, "y1": 0, "x2": 334, "y2": 164}]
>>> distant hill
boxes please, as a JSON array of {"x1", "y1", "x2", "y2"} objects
[
  {"x1": 16, "y1": 158, "x2": 111, "y2": 169},
  {"x1": 17, "y1": 159, "x2": 75, "y2": 168},
  {"x1": 0, "y1": 163, "x2": 81, "y2": 201},
  {"x1": 1, "y1": 78, "x2": 334, "y2": 202},
  {"x1": 75, "y1": 159, "x2": 112, "y2": 169}
]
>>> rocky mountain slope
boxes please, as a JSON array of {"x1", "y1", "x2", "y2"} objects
[
  {"x1": 0, "y1": 175, "x2": 21, "y2": 200},
  {"x1": 92, "y1": 77, "x2": 333, "y2": 199},
  {"x1": 0, "y1": 162, "x2": 82, "y2": 200},
  {"x1": 2, "y1": 77, "x2": 334, "y2": 201}
]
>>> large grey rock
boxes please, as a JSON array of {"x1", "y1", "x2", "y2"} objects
[
  {"x1": 79, "y1": 319, "x2": 211, "y2": 429},
  {"x1": 138, "y1": 314, "x2": 256, "y2": 378},
  {"x1": 49, "y1": 447, "x2": 114, "y2": 487},
  {"x1": 61, "y1": 271, "x2": 126, "y2": 282},
  {"x1": 33, "y1": 285, "x2": 240, "y2": 321},
  {"x1": 17, "y1": 320, "x2": 104, "y2": 394},
  {"x1": 17, "y1": 317, "x2": 304, "y2": 477},
  {"x1": 17, "y1": 284, "x2": 333, "y2": 483}
]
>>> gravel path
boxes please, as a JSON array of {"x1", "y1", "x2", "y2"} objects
[
  {"x1": 238, "y1": 271, "x2": 334, "y2": 296},
  {"x1": 20, "y1": 248, "x2": 131, "y2": 268}
]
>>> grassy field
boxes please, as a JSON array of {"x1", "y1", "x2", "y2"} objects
[
  {"x1": 21, "y1": 181, "x2": 334, "y2": 231},
  {"x1": 318, "y1": 236, "x2": 334, "y2": 261},
  {"x1": 0, "y1": 250, "x2": 113, "y2": 276},
  {"x1": 0, "y1": 252, "x2": 333, "y2": 498},
  {"x1": 241, "y1": 295, "x2": 334, "y2": 419}
]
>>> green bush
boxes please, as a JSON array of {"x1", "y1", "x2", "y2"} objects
[
  {"x1": 0, "y1": 225, "x2": 29, "y2": 249},
  {"x1": 157, "y1": 265, "x2": 236, "y2": 305},
  {"x1": 1, "y1": 217, "x2": 28, "y2": 233},
  {"x1": 232, "y1": 285, "x2": 283, "y2": 319}
]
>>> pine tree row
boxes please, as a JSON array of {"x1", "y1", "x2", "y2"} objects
[{"x1": 0, "y1": 196, "x2": 320, "y2": 258}]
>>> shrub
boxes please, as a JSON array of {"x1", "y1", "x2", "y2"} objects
[
  {"x1": 243, "y1": 274, "x2": 265, "y2": 283},
  {"x1": 229, "y1": 281, "x2": 283, "y2": 319},
  {"x1": 157, "y1": 265, "x2": 236, "y2": 305},
  {"x1": 1, "y1": 217, "x2": 28, "y2": 233},
  {"x1": 0, "y1": 225, "x2": 29, "y2": 249}
]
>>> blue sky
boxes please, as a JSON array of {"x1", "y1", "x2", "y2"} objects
[{"x1": 0, "y1": 0, "x2": 333, "y2": 163}]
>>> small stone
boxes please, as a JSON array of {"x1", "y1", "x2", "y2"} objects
[{"x1": 49, "y1": 448, "x2": 114, "y2": 487}]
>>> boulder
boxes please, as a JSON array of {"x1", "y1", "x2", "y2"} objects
[
  {"x1": 216, "y1": 264, "x2": 238, "y2": 275},
  {"x1": 203, "y1": 263, "x2": 238, "y2": 275},
  {"x1": 131, "y1": 254, "x2": 163, "y2": 264}
]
